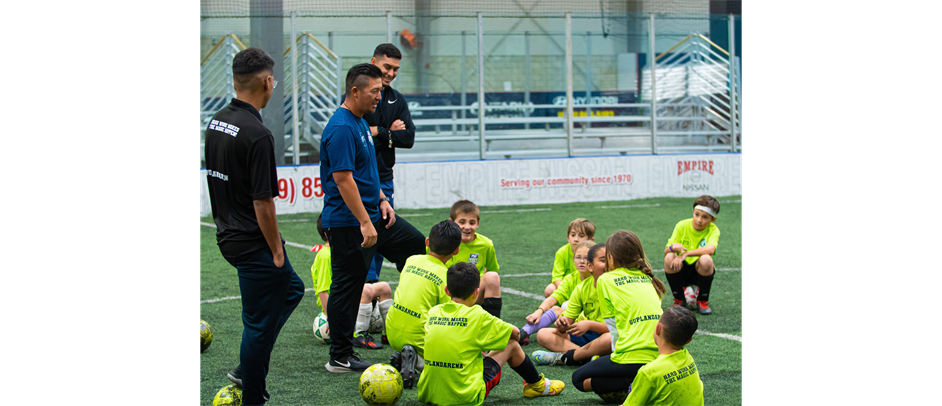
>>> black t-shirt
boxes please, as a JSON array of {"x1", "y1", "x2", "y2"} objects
[
  {"x1": 361, "y1": 86, "x2": 415, "y2": 183},
  {"x1": 204, "y1": 98, "x2": 279, "y2": 258}
]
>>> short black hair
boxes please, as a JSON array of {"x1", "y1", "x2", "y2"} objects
[
  {"x1": 373, "y1": 43, "x2": 402, "y2": 60},
  {"x1": 446, "y1": 262, "x2": 480, "y2": 300},
  {"x1": 316, "y1": 213, "x2": 327, "y2": 242},
  {"x1": 660, "y1": 306, "x2": 698, "y2": 348},
  {"x1": 232, "y1": 47, "x2": 275, "y2": 89},
  {"x1": 345, "y1": 63, "x2": 383, "y2": 95},
  {"x1": 428, "y1": 220, "x2": 461, "y2": 256}
]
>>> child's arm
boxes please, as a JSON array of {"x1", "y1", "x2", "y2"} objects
[
  {"x1": 551, "y1": 247, "x2": 568, "y2": 283},
  {"x1": 525, "y1": 296, "x2": 560, "y2": 324},
  {"x1": 680, "y1": 245, "x2": 716, "y2": 258},
  {"x1": 567, "y1": 320, "x2": 607, "y2": 336},
  {"x1": 318, "y1": 291, "x2": 330, "y2": 314}
]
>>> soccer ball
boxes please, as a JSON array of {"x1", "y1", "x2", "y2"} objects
[
  {"x1": 369, "y1": 305, "x2": 384, "y2": 334},
  {"x1": 359, "y1": 363, "x2": 403, "y2": 405},
  {"x1": 597, "y1": 390, "x2": 630, "y2": 404},
  {"x1": 313, "y1": 312, "x2": 330, "y2": 344},
  {"x1": 212, "y1": 384, "x2": 242, "y2": 406},
  {"x1": 201, "y1": 320, "x2": 213, "y2": 353},
  {"x1": 684, "y1": 286, "x2": 698, "y2": 304}
]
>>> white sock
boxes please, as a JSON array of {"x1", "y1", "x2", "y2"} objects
[
  {"x1": 355, "y1": 303, "x2": 372, "y2": 335},
  {"x1": 377, "y1": 299, "x2": 393, "y2": 333}
]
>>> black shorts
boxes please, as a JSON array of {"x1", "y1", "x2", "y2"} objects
[
  {"x1": 483, "y1": 356, "x2": 502, "y2": 398},
  {"x1": 674, "y1": 260, "x2": 714, "y2": 287}
]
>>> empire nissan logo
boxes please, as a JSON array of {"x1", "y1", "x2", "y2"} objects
[{"x1": 678, "y1": 160, "x2": 714, "y2": 191}]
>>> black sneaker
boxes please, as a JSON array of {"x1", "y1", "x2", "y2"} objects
[
  {"x1": 226, "y1": 366, "x2": 269, "y2": 401},
  {"x1": 389, "y1": 351, "x2": 402, "y2": 371},
  {"x1": 325, "y1": 352, "x2": 374, "y2": 373},
  {"x1": 519, "y1": 330, "x2": 530, "y2": 346},
  {"x1": 400, "y1": 345, "x2": 418, "y2": 389},
  {"x1": 354, "y1": 333, "x2": 383, "y2": 349}
]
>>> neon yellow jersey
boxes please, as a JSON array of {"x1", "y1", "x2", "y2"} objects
[
  {"x1": 385, "y1": 254, "x2": 451, "y2": 357},
  {"x1": 550, "y1": 270, "x2": 586, "y2": 304},
  {"x1": 597, "y1": 267, "x2": 661, "y2": 364},
  {"x1": 666, "y1": 219, "x2": 720, "y2": 265},
  {"x1": 551, "y1": 243, "x2": 577, "y2": 282},
  {"x1": 310, "y1": 246, "x2": 332, "y2": 311},
  {"x1": 623, "y1": 348, "x2": 704, "y2": 406},
  {"x1": 417, "y1": 302, "x2": 514, "y2": 406},
  {"x1": 444, "y1": 233, "x2": 500, "y2": 275},
  {"x1": 562, "y1": 276, "x2": 603, "y2": 322}
]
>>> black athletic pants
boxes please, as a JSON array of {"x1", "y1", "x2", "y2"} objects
[
  {"x1": 326, "y1": 214, "x2": 426, "y2": 361},
  {"x1": 571, "y1": 354, "x2": 645, "y2": 395}
]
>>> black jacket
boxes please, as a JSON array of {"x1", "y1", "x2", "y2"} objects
[{"x1": 361, "y1": 85, "x2": 415, "y2": 183}]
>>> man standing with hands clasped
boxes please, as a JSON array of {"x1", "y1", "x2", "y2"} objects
[
  {"x1": 320, "y1": 63, "x2": 426, "y2": 373},
  {"x1": 362, "y1": 43, "x2": 415, "y2": 284}
]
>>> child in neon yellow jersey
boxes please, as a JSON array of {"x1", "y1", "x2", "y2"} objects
[
  {"x1": 444, "y1": 200, "x2": 503, "y2": 317},
  {"x1": 544, "y1": 218, "x2": 596, "y2": 298},
  {"x1": 519, "y1": 240, "x2": 596, "y2": 345},
  {"x1": 664, "y1": 195, "x2": 721, "y2": 315}
]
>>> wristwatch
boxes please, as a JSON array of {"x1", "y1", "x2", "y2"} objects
[{"x1": 379, "y1": 197, "x2": 391, "y2": 204}]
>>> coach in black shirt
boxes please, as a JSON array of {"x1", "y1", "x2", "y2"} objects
[
  {"x1": 204, "y1": 47, "x2": 304, "y2": 406},
  {"x1": 362, "y1": 43, "x2": 415, "y2": 282}
]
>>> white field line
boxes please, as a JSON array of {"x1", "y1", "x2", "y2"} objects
[
  {"x1": 199, "y1": 222, "x2": 744, "y2": 340},
  {"x1": 596, "y1": 203, "x2": 661, "y2": 209},
  {"x1": 481, "y1": 208, "x2": 551, "y2": 213}
]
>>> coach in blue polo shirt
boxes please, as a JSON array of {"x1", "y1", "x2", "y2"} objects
[{"x1": 319, "y1": 63, "x2": 426, "y2": 373}]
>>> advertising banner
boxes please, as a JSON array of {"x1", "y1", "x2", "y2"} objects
[{"x1": 199, "y1": 153, "x2": 740, "y2": 217}]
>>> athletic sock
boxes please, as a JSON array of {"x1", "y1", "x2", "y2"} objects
[
  {"x1": 522, "y1": 308, "x2": 558, "y2": 335},
  {"x1": 696, "y1": 271, "x2": 714, "y2": 302},
  {"x1": 377, "y1": 299, "x2": 392, "y2": 333},
  {"x1": 482, "y1": 297, "x2": 502, "y2": 318},
  {"x1": 355, "y1": 303, "x2": 372, "y2": 335},
  {"x1": 561, "y1": 349, "x2": 589, "y2": 366},
  {"x1": 510, "y1": 353, "x2": 542, "y2": 384},
  {"x1": 664, "y1": 272, "x2": 687, "y2": 302}
]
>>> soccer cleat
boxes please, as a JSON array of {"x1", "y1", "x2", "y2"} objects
[
  {"x1": 400, "y1": 345, "x2": 419, "y2": 389},
  {"x1": 531, "y1": 350, "x2": 564, "y2": 366},
  {"x1": 389, "y1": 351, "x2": 402, "y2": 371},
  {"x1": 672, "y1": 298, "x2": 685, "y2": 307},
  {"x1": 225, "y1": 366, "x2": 269, "y2": 401},
  {"x1": 381, "y1": 333, "x2": 389, "y2": 345},
  {"x1": 354, "y1": 333, "x2": 383, "y2": 349},
  {"x1": 325, "y1": 352, "x2": 374, "y2": 373},
  {"x1": 523, "y1": 374, "x2": 565, "y2": 398},
  {"x1": 697, "y1": 301, "x2": 712, "y2": 315},
  {"x1": 590, "y1": 355, "x2": 600, "y2": 362}
]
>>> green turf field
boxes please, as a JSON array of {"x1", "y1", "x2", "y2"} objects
[{"x1": 200, "y1": 195, "x2": 742, "y2": 405}]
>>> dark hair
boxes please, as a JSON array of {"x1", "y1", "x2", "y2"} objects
[
  {"x1": 587, "y1": 243, "x2": 606, "y2": 265},
  {"x1": 316, "y1": 213, "x2": 327, "y2": 242},
  {"x1": 449, "y1": 200, "x2": 480, "y2": 221},
  {"x1": 373, "y1": 43, "x2": 402, "y2": 60},
  {"x1": 693, "y1": 195, "x2": 720, "y2": 217},
  {"x1": 345, "y1": 63, "x2": 383, "y2": 95},
  {"x1": 660, "y1": 306, "x2": 698, "y2": 348},
  {"x1": 446, "y1": 262, "x2": 480, "y2": 300},
  {"x1": 232, "y1": 47, "x2": 275, "y2": 90},
  {"x1": 428, "y1": 220, "x2": 462, "y2": 256},
  {"x1": 606, "y1": 230, "x2": 667, "y2": 298}
]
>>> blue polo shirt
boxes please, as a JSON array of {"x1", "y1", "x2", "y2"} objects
[{"x1": 319, "y1": 107, "x2": 381, "y2": 228}]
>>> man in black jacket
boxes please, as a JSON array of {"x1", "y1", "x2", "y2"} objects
[{"x1": 362, "y1": 43, "x2": 416, "y2": 285}]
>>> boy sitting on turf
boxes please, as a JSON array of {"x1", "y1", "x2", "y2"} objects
[
  {"x1": 444, "y1": 200, "x2": 503, "y2": 318},
  {"x1": 663, "y1": 195, "x2": 721, "y2": 315},
  {"x1": 623, "y1": 305, "x2": 703, "y2": 406},
  {"x1": 544, "y1": 218, "x2": 596, "y2": 298},
  {"x1": 418, "y1": 262, "x2": 566, "y2": 406},
  {"x1": 387, "y1": 220, "x2": 462, "y2": 389},
  {"x1": 311, "y1": 214, "x2": 392, "y2": 349}
]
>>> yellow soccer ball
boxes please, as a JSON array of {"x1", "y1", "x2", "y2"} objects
[
  {"x1": 212, "y1": 384, "x2": 242, "y2": 406},
  {"x1": 359, "y1": 363, "x2": 403, "y2": 405},
  {"x1": 200, "y1": 320, "x2": 213, "y2": 353}
]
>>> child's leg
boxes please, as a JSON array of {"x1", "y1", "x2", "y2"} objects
[
  {"x1": 355, "y1": 284, "x2": 375, "y2": 334},
  {"x1": 663, "y1": 252, "x2": 688, "y2": 303},
  {"x1": 535, "y1": 327, "x2": 580, "y2": 353},
  {"x1": 487, "y1": 341, "x2": 545, "y2": 386},
  {"x1": 569, "y1": 332, "x2": 612, "y2": 363},
  {"x1": 571, "y1": 355, "x2": 643, "y2": 394},
  {"x1": 544, "y1": 280, "x2": 561, "y2": 298},
  {"x1": 476, "y1": 271, "x2": 502, "y2": 318},
  {"x1": 370, "y1": 282, "x2": 394, "y2": 335},
  {"x1": 522, "y1": 306, "x2": 561, "y2": 335},
  {"x1": 695, "y1": 255, "x2": 715, "y2": 307}
]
